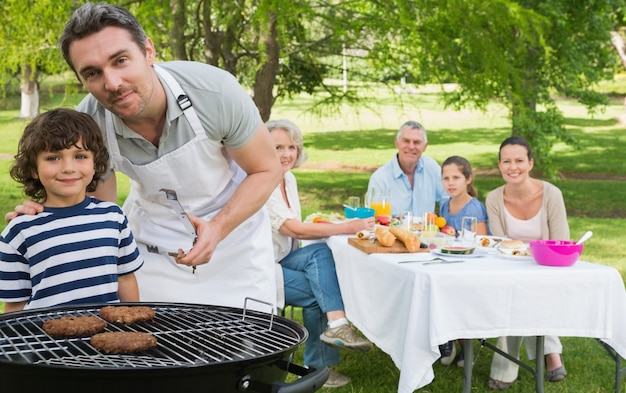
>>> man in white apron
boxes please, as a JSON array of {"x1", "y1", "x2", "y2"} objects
[{"x1": 7, "y1": 3, "x2": 281, "y2": 311}]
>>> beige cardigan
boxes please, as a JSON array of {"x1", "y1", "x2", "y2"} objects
[{"x1": 485, "y1": 181, "x2": 570, "y2": 240}]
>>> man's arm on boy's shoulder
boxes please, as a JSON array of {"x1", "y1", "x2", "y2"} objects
[{"x1": 90, "y1": 171, "x2": 118, "y2": 203}]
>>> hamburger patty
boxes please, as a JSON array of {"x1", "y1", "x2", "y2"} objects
[
  {"x1": 42, "y1": 315, "x2": 107, "y2": 338},
  {"x1": 91, "y1": 331, "x2": 158, "y2": 354},
  {"x1": 99, "y1": 305, "x2": 155, "y2": 324}
]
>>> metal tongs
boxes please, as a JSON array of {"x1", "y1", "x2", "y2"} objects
[{"x1": 160, "y1": 188, "x2": 198, "y2": 273}]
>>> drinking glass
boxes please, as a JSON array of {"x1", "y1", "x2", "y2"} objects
[
  {"x1": 401, "y1": 211, "x2": 413, "y2": 231},
  {"x1": 461, "y1": 216, "x2": 478, "y2": 246},
  {"x1": 348, "y1": 196, "x2": 360, "y2": 208},
  {"x1": 421, "y1": 212, "x2": 437, "y2": 237}
]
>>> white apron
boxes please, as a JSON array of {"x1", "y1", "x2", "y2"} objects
[{"x1": 104, "y1": 65, "x2": 276, "y2": 311}]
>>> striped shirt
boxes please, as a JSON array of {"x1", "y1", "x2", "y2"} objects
[{"x1": 0, "y1": 197, "x2": 143, "y2": 310}]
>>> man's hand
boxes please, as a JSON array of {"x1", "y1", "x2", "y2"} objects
[
  {"x1": 174, "y1": 214, "x2": 224, "y2": 269},
  {"x1": 5, "y1": 200, "x2": 44, "y2": 222}
]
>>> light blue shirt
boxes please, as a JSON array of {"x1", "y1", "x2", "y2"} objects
[
  {"x1": 439, "y1": 197, "x2": 489, "y2": 234},
  {"x1": 368, "y1": 154, "x2": 449, "y2": 217}
]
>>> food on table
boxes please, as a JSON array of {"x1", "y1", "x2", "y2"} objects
[
  {"x1": 440, "y1": 246, "x2": 475, "y2": 255},
  {"x1": 477, "y1": 236, "x2": 509, "y2": 248},
  {"x1": 440, "y1": 225, "x2": 456, "y2": 236},
  {"x1": 498, "y1": 239, "x2": 530, "y2": 256},
  {"x1": 99, "y1": 305, "x2": 156, "y2": 324},
  {"x1": 434, "y1": 216, "x2": 447, "y2": 229},
  {"x1": 356, "y1": 230, "x2": 370, "y2": 239},
  {"x1": 304, "y1": 212, "x2": 346, "y2": 223},
  {"x1": 376, "y1": 215, "x2": 391, "y2": 226},
  {"x1": 419, "y1": 233, "x2": 455, "y2": 249},
  {"x1": 42, "y1": 315, "x2": 107, "y2": 337},
  {"x1": 375, "y1": 227, "x2": 396, "y2": 247},
  {"x1": 389, "y1": 227, "x2": 421, "y2": 252},
  {"x1": 90, "y1": 331, "x2": 157, "y2": 354}
]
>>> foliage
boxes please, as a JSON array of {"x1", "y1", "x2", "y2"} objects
[
  {"x1": 0, "y1": 0, "x2": 75, "y2": 92},
  {"x1": 367, "y1": 0, "x2": 623, "y2": 176},
  {"x1": 2, "y1": 0, "x2": 625, "y2": 173}
]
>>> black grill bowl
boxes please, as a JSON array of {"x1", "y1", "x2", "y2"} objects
[{"x1": 0, "y1": 302, "x2": 328, "y2": 393}]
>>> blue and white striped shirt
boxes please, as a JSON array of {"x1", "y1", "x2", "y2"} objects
[{"x1": 0, "y1": 197, "x2": 143, "y2": 310}]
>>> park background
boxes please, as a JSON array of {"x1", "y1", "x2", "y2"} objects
[{"x1": 2, "y1": 1, "x2": 626, "y2": 392}]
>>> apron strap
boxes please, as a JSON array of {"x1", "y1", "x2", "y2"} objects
[{"x1": 154, "y1": 65, "x2": 204, "y2": 137}]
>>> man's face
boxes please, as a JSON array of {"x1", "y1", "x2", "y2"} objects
[
  {"x1": 69, "y1": 26, "x2": 156, "y2": 120},
  {"x1": 395, "y1": 126, "x2": 428, "y2": 167}
]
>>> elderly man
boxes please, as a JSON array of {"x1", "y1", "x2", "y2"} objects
[{"x1": 367, "y1": 121, "x2": 449, "y2": 218}]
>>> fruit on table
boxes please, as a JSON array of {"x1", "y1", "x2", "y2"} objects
[
  {"x1": 434, "y1": 216, "x2": 447, "y2": 228},
  {"x1": 440, "y1": 225, "x2": 456, "y2": 236},
  {"x1": 376, "y1": 215, "x2": 390, "y2": 226}
]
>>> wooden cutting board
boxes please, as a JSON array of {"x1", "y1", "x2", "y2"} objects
[{"x1": 348, "y1": 237, "x2": 430, "y2": 254}]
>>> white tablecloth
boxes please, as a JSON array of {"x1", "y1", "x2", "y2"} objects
[{"x1": 326, "y1": 235, "x2": 626, "y2": 393}]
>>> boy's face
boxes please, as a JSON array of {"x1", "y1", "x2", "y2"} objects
[{"x1": 34, "y1": 139, "x2": 95, "y2": 207}]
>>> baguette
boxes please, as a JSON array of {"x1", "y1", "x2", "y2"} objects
[
  {"x1": 375, "y1": 227, "x2": 396, "y2": 247},
  {"x1": 389, "y1": 227, "x2": 421, "y2": 252}
]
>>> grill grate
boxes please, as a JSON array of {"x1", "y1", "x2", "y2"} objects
[{"x1": 0, "y1": 304, "x2": 304, "y2": 370}]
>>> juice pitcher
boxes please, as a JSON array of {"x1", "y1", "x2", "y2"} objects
[{"x1": 369, "y1": 189, "x2": 391, "y2": 224}]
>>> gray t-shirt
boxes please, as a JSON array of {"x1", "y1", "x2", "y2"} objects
[{"x1": 77, "y1": 61, "x2": 261, "y2": 167}]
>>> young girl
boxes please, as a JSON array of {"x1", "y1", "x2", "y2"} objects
[
  {"x1": 439, "y1": 156, "x2": 489, "y2": 236},
  {"x1": 438, "y1": 156, "x2": 488, "y2": 367}
]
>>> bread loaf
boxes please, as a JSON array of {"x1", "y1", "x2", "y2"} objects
[
  {"x1": 375, "y1": 227, "x2": 396, "y2": 247},
  {"x1": 389, "y1": 227, "x2": 421, "y2": 252}
]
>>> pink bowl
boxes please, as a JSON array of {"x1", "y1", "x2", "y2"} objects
[{"x1": 529, "y1": 240, "x2": 583, "y2": 267}]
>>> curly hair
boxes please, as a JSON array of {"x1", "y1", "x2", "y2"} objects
[{"x1": 10, "y1": 108, "x2": 109, "y2": 201}]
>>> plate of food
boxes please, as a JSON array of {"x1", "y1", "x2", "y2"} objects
[
  {"x1": 304, "y1": 212, "x2": 346, "y2": 224},
  {"x1": 477, "y1": 235, "x2": 511, "y2": 249},
  {"x1": 431, "y1": 246, "x2": 487, "y2": 258},
  {"x1": 496, "y1": 240, "x2": 532, "y2": 259}
]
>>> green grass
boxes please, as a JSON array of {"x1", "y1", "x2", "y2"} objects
[{"x1": 1, "y1": 83, "x2": 626, "y2": 392}]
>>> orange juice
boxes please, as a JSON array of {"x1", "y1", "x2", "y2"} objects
[{"x1": 370, "y1": 201, "x2": 391, "y2": 218}]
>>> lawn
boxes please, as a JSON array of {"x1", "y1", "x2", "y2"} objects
[{"x1": 0, "y1": 82, "x2": 625, "y2": 392}]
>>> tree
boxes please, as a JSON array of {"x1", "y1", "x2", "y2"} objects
[
  {"x1": 367, "y1": 0, "x2": 622, "y2": 176},
  {"x1": 132, "y1": 0, "x2": 371, "y2": 121},
  {"x1": 0, "y1": 0, "x2": 75, "y2": 119}
]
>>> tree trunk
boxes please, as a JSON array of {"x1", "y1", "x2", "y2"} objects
[
  {"x1": 202, "y1": 0, "x2": 223, "y2": 67},
  {"x1": 610, "y1": 31, "x2": 626, "y2": 124},
  {"x1": 19, "y1": 64, "x2": 39, "y2": 119},
  {"x1": 252, "y1": 11, "x2": 279, "y2": 122},
  {"x1": 170, "y1": 0, "x2": 188, "y2": 60}
]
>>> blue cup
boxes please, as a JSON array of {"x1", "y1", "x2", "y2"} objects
[{"x1": 345, "y1": 206, "x2": 376, "y2": 219}]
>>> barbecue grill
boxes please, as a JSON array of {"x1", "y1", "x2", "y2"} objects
[{"x1": 0, "y1": 302, "x2": 327, "y2": 393}]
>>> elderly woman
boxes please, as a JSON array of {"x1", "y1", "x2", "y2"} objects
[{"x1": 265, "y1": 119, "x2": 374, "y2": 388}]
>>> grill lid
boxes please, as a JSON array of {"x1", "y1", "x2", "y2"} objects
[{"x1": 0, "y1": 302, "x2": 306, "y2": 370}]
